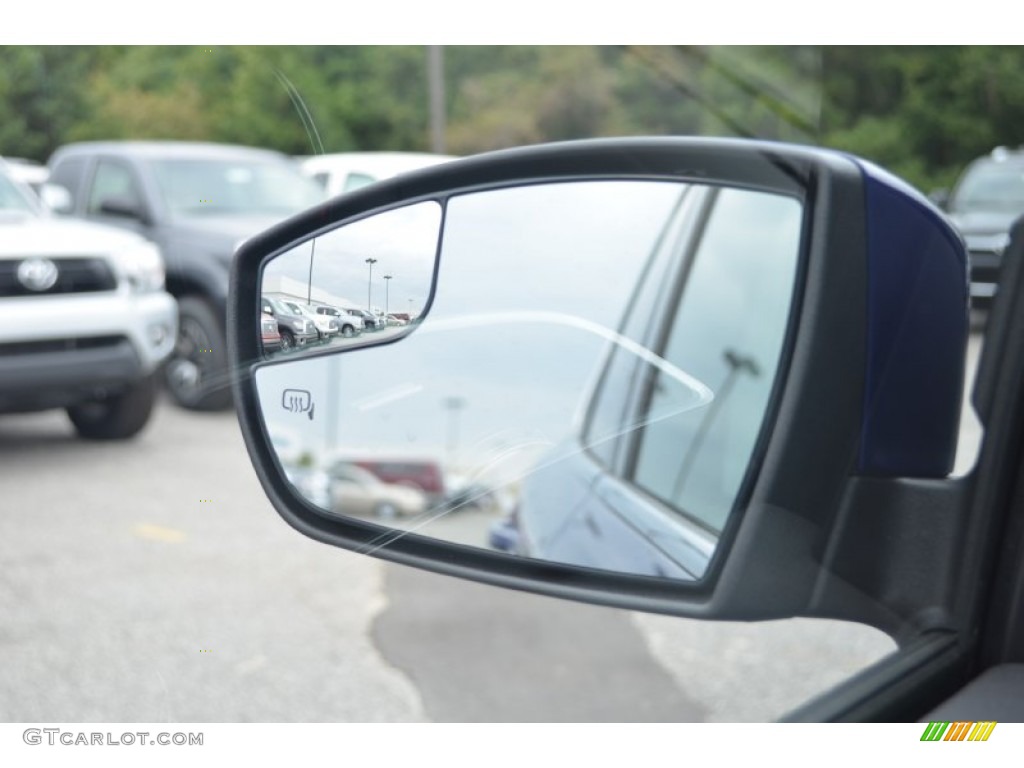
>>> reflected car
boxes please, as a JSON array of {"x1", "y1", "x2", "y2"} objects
[
  {"x1": 260, "y1": 296, "x2": 319, "y2": 351},
  {"x1": 326, "y1": 462, "x2": 427, "y2": 519},
  {"x1": 488, "y1": 509, "x2": 521, "y2": 554},
  {"x1": 314, "y1": 304, "x2": 362, "y2": 337},
  {"x1": 352, "y1": 459, "x2": 446, "y2": 507},
  {"x1": 284, "y1": 300, "x2": 338, "y2": 342},
  {"x1": 512, "y1": 183, "x2": 788, "y2": 581},
  {"x1": 444, "y1": 482, "x2": 497, "y2": 513},
  {"x1": 342, "y1": 307, "x2": 370, "y2": 333},
  {"x1": 260, "y1": 311, "x2": 282, "y2": 353},
  {"x1": 357, "y1": 309, "x2": 383, "y2": 331}
]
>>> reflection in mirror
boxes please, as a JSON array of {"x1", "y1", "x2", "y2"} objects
[
  {"x1": 259, "y1": 201, "x2": 441, "y2": 357},
  {"x1": 255, "y1": 180, "x2": 802, "y2": 582}
]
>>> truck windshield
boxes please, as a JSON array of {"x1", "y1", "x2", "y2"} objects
[
  {"x1": 0, "y1": 172, "x2": 40, "y2": 215},
  {"x1": 953, "y1": 162, "x2": 1024, "y2": 212},
  {"x1": 151, "y1": 158, "x2": 324, "y2": 217}
]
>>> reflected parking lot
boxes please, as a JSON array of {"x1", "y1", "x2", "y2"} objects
[{"x1": 0, "y1": 328, "x2": 985, "y2": 721}]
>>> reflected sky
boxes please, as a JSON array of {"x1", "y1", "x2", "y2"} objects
[
  {"x1": 256, "y1": 180, "x2": 695, "y2": 487},
  {"x1": 253, "y1": 178, "x2": 805, "y2": 581},
  {"x1": 262, "y1": 201, "x2": 441, "y2": 312}
]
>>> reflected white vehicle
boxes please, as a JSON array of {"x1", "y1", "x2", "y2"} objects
[
  {"x1": 314, "y1": 304, "x2": 363, "y2": 337},
  {"x1": 285, "y1": 300, "x2": 339, "y2": 342}
]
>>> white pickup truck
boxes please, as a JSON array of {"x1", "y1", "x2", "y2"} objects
[{"x1": 0, "y1": 159, "x2": 176, "y2": 439}]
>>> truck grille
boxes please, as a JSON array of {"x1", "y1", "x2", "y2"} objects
[
  {"x1": 0, "y1": 336, "x2": 126, "y2": 356},
  {"x1": 0, "y1": 257, "x2": 117, "y2": 297}
]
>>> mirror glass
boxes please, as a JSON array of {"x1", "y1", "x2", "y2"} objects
[
  {"x1": 260, "y1": 201, "x2": 441, "y2": 356},
  {"x1": 255, "y1": 180, "x2": 803, "y2": 582}
]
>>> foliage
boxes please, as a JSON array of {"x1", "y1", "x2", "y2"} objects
[{"x1": 1, "y1": 45, "x2": 1022, "y2": 193}]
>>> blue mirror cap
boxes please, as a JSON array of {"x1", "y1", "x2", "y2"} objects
[{"x1": 856, "y1": 160, "x2": 970, "y2": 477}]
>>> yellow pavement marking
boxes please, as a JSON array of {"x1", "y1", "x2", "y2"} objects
[{"x1": 132, "y1": 524, "x2": 186, "y2": 543}]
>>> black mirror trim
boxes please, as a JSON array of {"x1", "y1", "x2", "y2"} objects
[{"x1": 229, "y1": 137, "x2": 969, "y2": 631}]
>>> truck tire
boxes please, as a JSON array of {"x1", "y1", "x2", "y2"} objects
[
  {"x1": 67, "y1": 374, "x2": 158, "y2": 440},
  {"x1": 164, "y1": 296, "x2": 233, "y2": 411}
]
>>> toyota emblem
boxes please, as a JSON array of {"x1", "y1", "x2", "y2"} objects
[{"x1": 16, "y1": 258, "x2": 59, "y2": 292}]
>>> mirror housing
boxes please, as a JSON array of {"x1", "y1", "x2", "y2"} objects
[
  {"x1": 39, "y1": 182, "x2": 73, "y2": 214},
  {"x1": 98, "y1": 195, "x2": 150, "y2": 224},
  {"x1": 229, "y1": 138, "x2": 968, "y2": 634}
]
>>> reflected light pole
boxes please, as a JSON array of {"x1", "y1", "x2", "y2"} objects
[
  {"x1": 306, "y1": 239, "x2": 317, "y2": 305},
  {"x1": 364, "y1": 257, "x2": 377, "y2": 311},
  {"x1": 383, "y1": 274, "x2": 392, "y2": 317},
  {"x1": 671, "y1": 347, "x2": 761, "y2": 498}
]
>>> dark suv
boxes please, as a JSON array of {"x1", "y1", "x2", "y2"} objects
[
  {"x1": 46, "y1": 141, "x2": 324, "y2": 410},
  {"x1": 942, "y1": 146, "x2": 1024, "y2": 309}
]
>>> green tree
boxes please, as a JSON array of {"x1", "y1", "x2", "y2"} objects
[{"x1": 0, "y1": 46, "x2": 102, "y2": 161}]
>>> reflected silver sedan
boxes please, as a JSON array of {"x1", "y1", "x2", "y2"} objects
[{"x1": 328, "y1": 463, "x2": 427, "y2": 519}]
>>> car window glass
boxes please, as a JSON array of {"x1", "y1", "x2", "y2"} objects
[
  {"x1": 629, "y1": 188, "x2": 802, "y2": 532},
  {"x1": 151, "y1": 159, "x2": 323, "y2": 217},
  {"x1": 0, "y1": 172, "x2": 38, "y2": 214},
  {"x1": 344, "y1": 172, "x2": 377, "y2": 192},
  {"x1": 48, "y1": 155, "x2": 86, "y2": 201},
  {"x1": 953, "y1": 163, "x2": 1024, "y2": 211},
  {"x1": 584, "y1": 186, "x2": 704, "y2": 467},
  {"x1": 87, "y1": 159, "x2": 142, "y2": 214}
]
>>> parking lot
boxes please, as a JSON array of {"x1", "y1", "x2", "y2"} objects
[{"x1": 6, "y1": 328, "x2": 986, "y2": 721}]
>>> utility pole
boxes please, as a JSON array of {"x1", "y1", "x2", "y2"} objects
[
  {"x1": 383, "y1": 274, "x2": 392, "y2": 316},
  {"x1": 427, "y1": 45, "x2": 446, "y2": 154}
]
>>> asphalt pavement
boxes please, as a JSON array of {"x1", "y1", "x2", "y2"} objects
[{"x1": 1, "y1": 328, "x2": 985, "y2": 722}]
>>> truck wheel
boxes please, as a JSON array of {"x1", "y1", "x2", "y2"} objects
[
  {"x1": 164, "y1": 296, "x2": 232, "y2": 411},
  {"x1": 341, "y1": 324, "x2": 356, "y2": 338},
  {"x1": 67, "y1": 374, "x2": 158, "y2": 440},
  {"x1": 281, "y1": 329, "x2": 296, "y2": 351}
]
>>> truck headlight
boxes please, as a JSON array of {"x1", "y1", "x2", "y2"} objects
[{"x1": 114, "y1": 243, "x2": 165, "y2": 294}]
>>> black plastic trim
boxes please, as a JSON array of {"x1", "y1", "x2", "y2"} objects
[{"x1": 229, "y1": 137, "x2": 928, "y2": 625}]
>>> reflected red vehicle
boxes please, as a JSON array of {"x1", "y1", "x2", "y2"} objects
[{"x1": 352, "y1": 460, "x2": 446, "y2": 505}]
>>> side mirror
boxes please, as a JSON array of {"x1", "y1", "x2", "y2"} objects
[
  {"x1": 98, "y1": 195, "x2": 149, "y2": 224},
  {"x1": 229, "y1": 138, "x2": 968, "y2": 632},
  {"x1": 39, "y1": 182, "x2": 73, "y2": 214}
]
